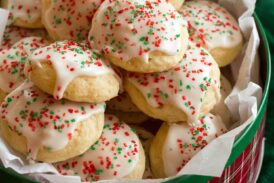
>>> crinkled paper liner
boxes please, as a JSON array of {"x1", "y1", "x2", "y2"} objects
[{"x1": 0, "y1": 0, "x2": 263, "y2": 182}]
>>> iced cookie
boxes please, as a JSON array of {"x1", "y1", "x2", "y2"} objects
[
  {"x1": 25, "y1": 41, "x2": 120, "y2": 103},
  {"x1": 180, "y1": 0, "x2": 243, "y2": 67},
  {"x1": 0, "y1": 81, "x2": 105, "y2": 163},
  {"x1": 211, "y1": 74, "x2": 233, "y2": 127},
  {"x1": 1, "y1": 0, "x2": 43, "y2": 28},
  {"x1": 54, "y1": 114, "x2": 145, "y2": 181},
  {"x1": 0, "y1": 26, "x2": 47, "y2": 51},
  {"x1": 150, "y1": 114, "x2": 227, "y2": 178},
  {"x1": 89, "y1": 0, "x2": 189, "y2": 73},
  {"x1": 107, "y1": 92, "x2": 150, "y2": 124},
  {"x1": 41, "y1": 0, "x2": 103, "y2": 41},
  {"x1": 125, "y1": 41, "x2": 221, "y2": 125},
  {"x1": 0, "y1": 37, "x2": 49, "y2": 101}
]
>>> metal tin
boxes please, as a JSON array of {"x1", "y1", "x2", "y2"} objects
[{"x1": 0, "y1": 13, "x2": 271, "y2": 183}]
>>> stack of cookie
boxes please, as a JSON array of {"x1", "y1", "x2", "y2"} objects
[{"x1": 0, "y1": 0, "x2": 244, "y2": 181}]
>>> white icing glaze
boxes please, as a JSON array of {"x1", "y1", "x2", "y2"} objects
[
  {"x1": 0, "y1": 81, "x2": 105, "y2": 161},
  {"x1": 26, "y1": 41, "x2": 114, "y2": 100},
  {"x1": 162, "y1": 113, "x2": 227, "y2": 176},
  {"x1": 0, "y1": 37, "x2": 48, "y2": 93},
  {"x1": 54, "y1": 114, "x2": 140, "y2": 182},
  {"x1": 107, "y1": 92, "x2": 140, "y2": 112},
  {"x1": 43, "y1": 0, "x2": 103, "y2": 41},
  {"x1": 128, "y1": 41, "x2": 220, "y2": 125},
  {"x1": 0, "y1": 26, "x2": 47, "y2": 51},
  {"x1": 180, "y1": 0, "x2": 242, "y2": 50},
  {"x1": 89, "y1": 0, "x2": 186, "y2": 62},
  {"x1": 6, "y1": 0, "x2": 41, "y2": 25}
]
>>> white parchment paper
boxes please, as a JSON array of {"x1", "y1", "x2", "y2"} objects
[{"x1": 0, "y1": 0, "x2": 263, "y2": 182}]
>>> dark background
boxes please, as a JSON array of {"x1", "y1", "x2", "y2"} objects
[{"x1": 256, "y1": 0, "x2": 274, "y2": 182}]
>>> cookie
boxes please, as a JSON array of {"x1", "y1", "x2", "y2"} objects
[
  {"x1": 150, "y1": 114, "x2": 227, "y2": 178},
  {"x1": 1, "y1": 0, "x2": 43, "y2": 28},
  {"x1": 41, "y1": 0, "x2": 103, "y2": 41},
  {"x1": 54, "y1": 114, "x2": 145, "y2": 181},
  {"x1": 180, "y1": 0, "x2": 243, "y2": 67},
  {"x1": 25, "y1": 41, "x2": 120, "y2": 103},
  {"x1": 89, "y1": 0, "x2": 189, "y2": 73},
  {"x1": 0, "y1": 26, "x2": 47, "y2": 51},
  {"x1": 0, "y1": 37, "x2": 49, "y2": 100},
  {"x1": 125, "y1": 41, "x2": 221, "y2": 125},
  {"x1": 0, "y1": 81, "x2": 105, "y2": 163}
]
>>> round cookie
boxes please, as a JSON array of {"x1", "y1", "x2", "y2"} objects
[
  {"x1": 179, "y1": 0, "x2": 243, "y2": 67},
  {"x1": 54, "y1": 114, "x2": 145, "y2": 181},
  {"x1": 89, "y1": 0, "x2": 189, "y2": 73},
  {"x1": 150, "y1": 114, "x2": 227, "y2": 178},
  {"x1": 211, "y1": 74, "x2": 233, "y2": 128},
  {"x1": 0, "y1": 81, "x2": 105, "y2": 163},
  {"x1": 0, "y1": 26, "x2": 48, "y2": 51},
  {"x1": 107, "y1": 92, "x2": 150, "y2": 124},
  {"x1": 41, "y1": 0, "x2": 103, "y2": 41},
  {"x1": 132, "y1": 126, "x2": 154, "y2": 179},
  {"x1": 168, "y1": 0, "x2": 185, "y2": 10},
  {"x1": 25, "y1": 40, "x2": 120, "y2": 103},
  {"x1": 1, "y1": 0, "x2": 43, "y2": 28},
  {"x1": 0, "y1": 37, "x2": 49, "y2": 100},
  {"x1": 125, "y1": 41, "x2": 221, "y2": 125}
]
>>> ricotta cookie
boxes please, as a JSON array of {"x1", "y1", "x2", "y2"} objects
[
  {"x1": 0, "y1": 81, "x2": 105, "y2": 163},
  {"x1": 125, "y1": 41, "x2": 221, "y2": 125},
  {"x1": 180, "y1": 0, "x2": 243, "y2": 67},
  {"x1": 25, "y1": 41, "x2": 120, "y2": 103},
  {"x1": 1, "y1": 0, "x2": 43, "y2": 28},
  {"x1": 150, "y1": 114, "x2": 227, "y2": 178},
  {"x1": 54, "y1": 114, "x2": 145, "y2": 181},
  {"x1": 0, "y1": 37, "x2": 49, "y2": 101},
  {"x1": 0, "y1": 26, "x2": 47, "y2": 51},
  {"x1": 42, "y1": 0, "x2": 103, "y2": 41},
  {"x1": 89, "y1": 0, "x2": 189, "y2": 73}
]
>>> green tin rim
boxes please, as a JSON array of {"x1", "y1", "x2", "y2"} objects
[{"x1": 0, "y1": 13, "x2": 271, "y2": 183}]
